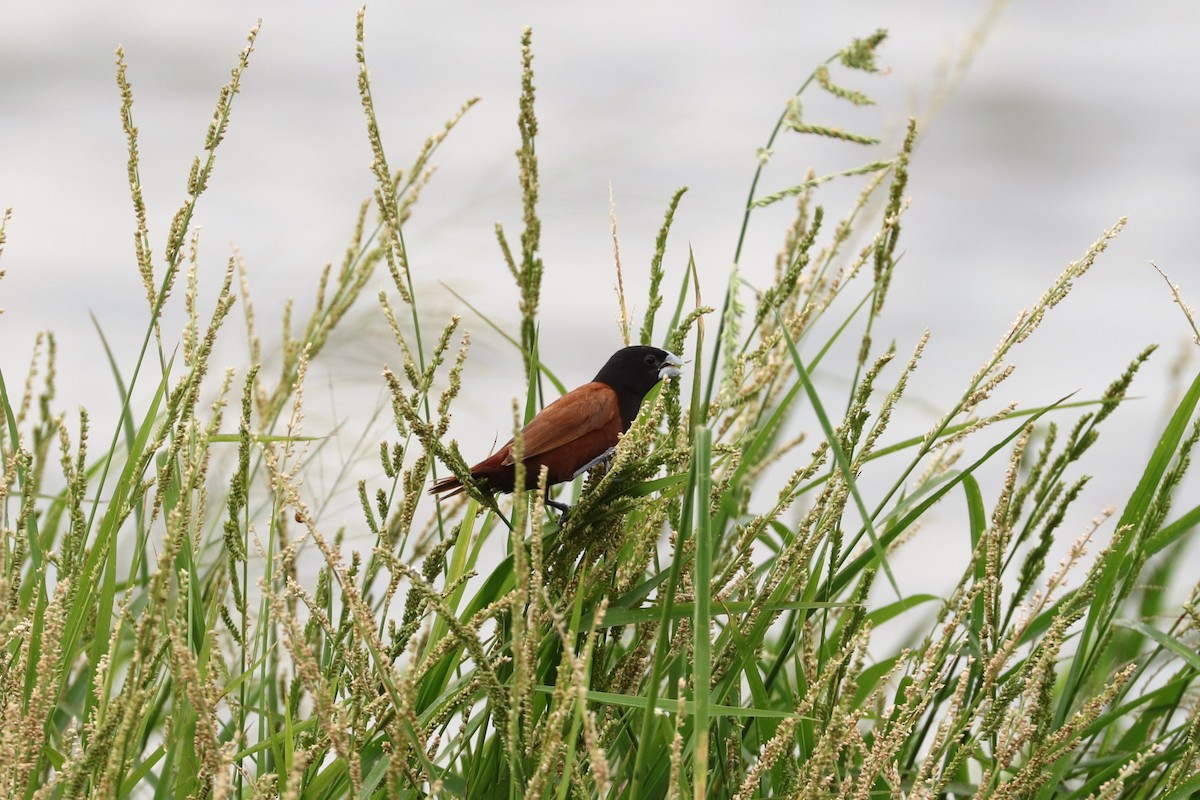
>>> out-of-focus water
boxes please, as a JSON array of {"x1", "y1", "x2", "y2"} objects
[{"x1": 2, "y1": 3, "x2": 1198, "y2": 596}]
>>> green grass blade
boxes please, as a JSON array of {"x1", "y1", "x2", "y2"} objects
[
  {"x1": 690, "y1": 425, "x2": 713, "y2": 798},
  {"x1": 778, "y1": 314, "x2": 900, "y2": 597}
]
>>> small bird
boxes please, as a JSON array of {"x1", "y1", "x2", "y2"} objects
[{"x1": 429, "y1": 345, "x2": 683, "y2": 514}]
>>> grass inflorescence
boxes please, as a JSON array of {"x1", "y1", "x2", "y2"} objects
[{"x1": 0, "y1": 14, "x2": 1198, "y2": 800}]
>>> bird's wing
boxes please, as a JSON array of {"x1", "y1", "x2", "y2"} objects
[{"x1": 501, "y1": 382, "x2": 618, "y2": 465}]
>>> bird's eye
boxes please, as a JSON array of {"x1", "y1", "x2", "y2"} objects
[{"x1": 644, "y1": 354, "x2": 656, "y2": 366}]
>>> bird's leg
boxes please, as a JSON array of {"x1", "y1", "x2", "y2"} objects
[
  {"x1": 549, "y1": 446, "x2": 620, "y2": 525},
  {"x1": 571, "y1": 446, "x2": 617, "y2": 479},
  {"x1": 546, "y1": 447, "x2": 620, "y2": 525},
  {"x1": 545, "y1": 491, "x2": 572, "y2": 524}
]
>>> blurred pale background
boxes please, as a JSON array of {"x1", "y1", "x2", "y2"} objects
[{"x1": 2, "y1": 3, "x2": 1198, "y2": 592}]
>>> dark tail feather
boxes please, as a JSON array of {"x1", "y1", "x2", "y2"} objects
[{"x1": 429, "y1": 474, "x2": 466, "y2": 498}]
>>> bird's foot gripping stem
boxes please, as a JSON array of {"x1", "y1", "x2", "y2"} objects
[{"x1": 545, "y1": 496, "x2": 572, "y2": 525}]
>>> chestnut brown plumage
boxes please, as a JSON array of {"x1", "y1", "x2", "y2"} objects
[{"x1": 429, "y1": 346, "x2": 682, "y2": 508}]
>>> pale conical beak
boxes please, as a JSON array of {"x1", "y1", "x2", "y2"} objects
[{"x1": 659, "y1": 352, "x2": 684, "y2": 380}]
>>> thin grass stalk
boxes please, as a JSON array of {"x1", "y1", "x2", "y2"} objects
[{"x1": 691, "y1": 426, "x2": 714, "y2": 799}]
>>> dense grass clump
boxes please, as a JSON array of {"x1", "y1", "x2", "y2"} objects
[{"x1": 1, "y1": 13, "x2": 1198, "y2": 800}]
